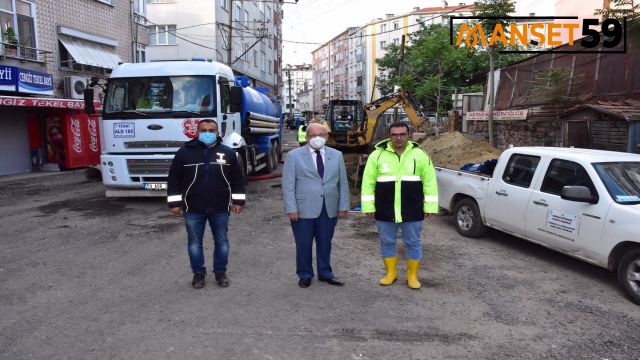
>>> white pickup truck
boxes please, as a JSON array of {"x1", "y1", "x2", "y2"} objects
[{"x1": 436, "y1": 147, "x2": 640, "y2": 304}]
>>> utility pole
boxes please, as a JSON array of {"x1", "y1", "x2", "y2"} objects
[
  {"x1": 287, "y1": 69, "x2": 293, "y2": 122},
  {"x1": 394, "y1": 34, "x2": 406, "y2": 123},
  {"x1": 488, "y1": 51, "x2": 495, "y2": 146},
  {"x1": 227, "y1": 0, "x2": 233, "y2": 66}
]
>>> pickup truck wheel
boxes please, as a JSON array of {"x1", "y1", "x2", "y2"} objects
[
  {"x1": 618, "y1": 248, "x2": 640, "y2": 305},
  {"x1": 453, "y1": 198, "x2": 486, "y2": 238}
]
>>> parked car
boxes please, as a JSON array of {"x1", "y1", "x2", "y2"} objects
[{"x1": 436, "y1": 147, "x2": 640, "y2": 304}]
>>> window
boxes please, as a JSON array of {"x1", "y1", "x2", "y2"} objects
[
  {"x1": 149, "y1": 25, "x2": 176, "y2": 45},
  {"x1": 133, "y1": 0, "x2": 145, "y2": 15},
  {"x1": 244, "y1": 44, "x2": 249, "y2": 61},
  {"x1": 135, "y1": 43, "x2": 146, "y2": 63},
  {"x1": 541, "y1": 159, "x2": 597, "y2": 196},
  {"x1": 219, "y1": 76, "x2": 231, "y2": 115},
  {"x1": 260, "y1": 51, "x2": 266, "y2": 72},
  {"x1": 502, "y1": 154, "x2": 540, "y2": 188},
  {"x1": 380, "y1": 24, "x2": 387, "y2": 32},
  {"x1": 1, "y1": 0, "x2": 36, "y2": 59},
  {"x1": 253, "y1": 50, "x2": 258, "y2": 67},
  {"x1": 393, "y1": 21, "x2": 399, "y2": 30},
  {"x1": 268, "y1": 60, "x2": 272, "y2": 74},
  {"x1": 148, "y1": 0, "x2": 176, "y2": 3},
  {"x1": 220, "y1": 0, "x2": 229, "y2": 11},
  {"x1": 379, "y1": 40, "x2": 387, "y2": 49},
  {"x1": 233, "y1": 3, "x2": 241, "y2": 22},
  {"x1": 94, "y1": 0, "x2": 113, "y2": 5},
  {"x1": 594, "y1": 162, "x2": 640, "y2": 204},
  {"x1": 392, "y1": 38, "x2": 399, "y2": 45}
]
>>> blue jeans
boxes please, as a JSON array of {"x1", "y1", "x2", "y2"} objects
[
  {"x1": 183, "y1": 210, "x2": 230, "y2": 274},
  {"x1": 376, "y1": 220, "x2": 424, "y2": 260}
]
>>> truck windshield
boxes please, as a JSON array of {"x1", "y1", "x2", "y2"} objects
[
  {"x1": 593, "y1": 162, "x2": 640, "y2": 204},
  {"x1": 103, "y1": 76, "x2": 216, "y2": 119}
]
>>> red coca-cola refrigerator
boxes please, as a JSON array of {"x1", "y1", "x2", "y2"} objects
[{"x1": 45, "y1": 109, "x2": 101, "y2": 169}]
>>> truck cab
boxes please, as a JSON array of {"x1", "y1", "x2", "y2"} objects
[{"x1": 97, "y1": 61, "x2": 281, "y2": 197}]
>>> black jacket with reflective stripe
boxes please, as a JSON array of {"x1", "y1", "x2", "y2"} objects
[{"x1": 167, "y1": 138, "x2": 245, "y2": 212}]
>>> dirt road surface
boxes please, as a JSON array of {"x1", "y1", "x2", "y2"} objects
[{"x1": 1, "y1": 134, "x2": 639, "y2": 359}]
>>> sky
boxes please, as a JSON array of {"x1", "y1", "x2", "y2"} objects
[{"x1": 281, "y1": 0, "x2": 555, "y2": 65}]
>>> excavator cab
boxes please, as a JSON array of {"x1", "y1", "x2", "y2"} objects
[{"x1": 326, "y1": 99, "x2": 364, "y2": 147}]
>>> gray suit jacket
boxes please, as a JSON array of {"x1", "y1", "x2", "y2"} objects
[{"x1": 282, "y1": 145, "x2": 350, "y2": 219}]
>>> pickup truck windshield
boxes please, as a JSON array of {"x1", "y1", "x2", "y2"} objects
[
  {"x1": 593, "y1": 162, "x2": 640, "y2": 204},
  {"x1": 103, "y1": 76, "x2": 216, "y2": 119}
]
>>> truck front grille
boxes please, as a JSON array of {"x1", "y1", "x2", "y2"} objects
[
  {"x1": 124, "y1": 141, "x2": 185, "y2": 149},
  {"x1": 127, "y1": 159, "x2": 173, "y2": 175}
]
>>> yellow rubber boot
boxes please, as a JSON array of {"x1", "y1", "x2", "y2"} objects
[
  {"x1": 406, "y1": 259, "x2": 421, "y2": 289},
  {"x1": 379, "y1": 257, "x2": 398, "y2": 286}
]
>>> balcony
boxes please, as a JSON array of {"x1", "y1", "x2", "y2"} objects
[{"x1": 1, "y1": 42, "x2": 53, "y2": 64}]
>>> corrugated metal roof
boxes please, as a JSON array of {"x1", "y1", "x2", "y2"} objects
[{"x1": 563, "y1": 100, "x2": 640, "y2": 121}]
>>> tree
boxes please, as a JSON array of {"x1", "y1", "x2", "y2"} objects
[
  {"x1": 595, "y1": 0, "x2": 640, "y2": 21},
  {"x1": 473, "y1": 0, "x2": 516, "y2": 146}
]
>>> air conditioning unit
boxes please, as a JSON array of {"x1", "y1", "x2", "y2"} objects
[{"x1": 64, "y1": 76, "x2": 87, "y2": 99}]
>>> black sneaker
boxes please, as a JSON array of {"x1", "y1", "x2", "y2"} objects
[
  {"x1": 192, "y1": 273, "x2": 206, "y2": 289},
  {"x1": 214, "y1": 272, "x2": 230, "y2": 287}
]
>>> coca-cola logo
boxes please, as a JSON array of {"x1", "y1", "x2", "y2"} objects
[
  {"x1": 183, "y1": 119, "x2": 200, "y2": 139},
  {"x1": 71, "y1": 118, "x2": 82, "y2": 154},
  {"x1": 87, "y1": 119, "x2": 98, "y2": 152}
]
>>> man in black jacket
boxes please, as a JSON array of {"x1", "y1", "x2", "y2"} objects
[{"x1": 167, "y1": 119, "x2": 245, "y2": 289}]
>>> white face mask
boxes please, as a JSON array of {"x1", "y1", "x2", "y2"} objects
[{"x1": 308, "y1": 136, "x2": 326, "y2": 150}]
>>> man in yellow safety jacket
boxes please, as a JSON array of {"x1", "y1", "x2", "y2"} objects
[
  {"x1": 360, "y1": 122, "x2": 438, "y2": 289},
  {"x1": 297, "y1": 122, "x2": 307, "y2": 147}
]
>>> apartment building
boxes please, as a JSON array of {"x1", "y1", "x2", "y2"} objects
[
  {"x1": 0, "y1": 0, "x2": 147, "y2": 176},
  {"x1": 146, "y1": 0, "x2": 282, "y2": 94},
  {"x1": 359, "y1": 4, "x2": 475, "y2": 102},
  {"x1": 282, "y1": 63, "x2": 312, "y2": 116},
  {"x1": 311, "y1": 28, "x2": 353, "y2": 115}
]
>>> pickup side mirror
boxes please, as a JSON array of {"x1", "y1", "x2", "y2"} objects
[
  {"x1": 229, "y1": 86, "x2": 242, "y2": 113},
  {"x1": 561, "y1": 185, "x2": 598, "y2": 204},
  {"x1": 84, "y1": 88, "x2": 95, "y2": 114}
]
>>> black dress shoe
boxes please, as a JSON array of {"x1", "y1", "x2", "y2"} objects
[
  {"x1": 319, "y1": 277, "x2": 345, "y2": 286},
  {"x1": 298, "y1": 278, "x2": 311, "y2": 288}
]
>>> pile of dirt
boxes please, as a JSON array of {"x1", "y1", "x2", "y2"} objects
[{"x1": 420, "y1": 131, "x2": 502, "y2": 169}]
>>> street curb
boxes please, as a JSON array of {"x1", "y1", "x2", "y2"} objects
[{"x1": 0, "y1": 168, "x2": 98, "y2": 186}]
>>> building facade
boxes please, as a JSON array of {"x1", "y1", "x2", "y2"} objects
[
  {"x1": 0, "y1": 0, "x2": 148, "y2": 176},
  {"x1": 146, "y1": 0, "x2": 282, "y2": 94},
  {"x1": 281, "y1": 63, "x2": 312, "y2": 117},
  {"x1": 311, "y1": 28, "x2": 352, "y2": 115}
]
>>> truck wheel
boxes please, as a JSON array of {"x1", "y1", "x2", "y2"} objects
[
  {"x1": 266, "y1": 141, "x2": 278, "y2": 173},
  {"x1": 453, "y1": 198, "x2": 486, "y2": 238},
  {"x1": 237, "y1": 148, "x2": 248, "y2": 182},
  {"x1": 618, "y1": 248, "x2": 640, "y2": 305}
]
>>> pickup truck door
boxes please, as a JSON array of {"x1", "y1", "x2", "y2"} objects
[
  {"x1": 525, "y1": 158, "x2": 607, "y2": 258},
  {"x1": 484, "y1": 154, "x2": 541, "y2": 234}
]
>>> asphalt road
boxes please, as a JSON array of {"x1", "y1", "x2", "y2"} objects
[{"x1": 1, "y1": 135, "x2": 639, "y2": 359}]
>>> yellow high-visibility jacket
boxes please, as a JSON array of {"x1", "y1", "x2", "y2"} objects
[
  {"x1": 297, "y1": 125, "x2": 307, "y2": 143},
  {"x1": 361, "y1": 139, "x2": 438, "y2": 222}
]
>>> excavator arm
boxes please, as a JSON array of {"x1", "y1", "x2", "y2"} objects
[{"x1": 362, "y1": 90, "x2": 426, "y2": 146}]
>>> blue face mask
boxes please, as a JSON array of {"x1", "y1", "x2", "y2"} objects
[{"x1": 198, "y1": 132, "x2": 217, "y2": 145}]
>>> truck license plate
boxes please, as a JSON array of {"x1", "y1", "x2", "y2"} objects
[{"x1": 144, "y1": 182, "x2": 167, "y2": 190}]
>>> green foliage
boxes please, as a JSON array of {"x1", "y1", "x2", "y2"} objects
[
  {"x1": 527, "y1": 67, "x2": 575, "y2": 106},
  {"x1": 4, "y1": 27, "x2": 17, "y2": 47},
  {"x1": 375, "y1": 20, "x2": 526, "y2": 115},
  {"x1": 595, "y1": 0, "x2": 640, "y2": 21}
]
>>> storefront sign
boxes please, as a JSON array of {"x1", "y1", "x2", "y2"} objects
[
  {"x1": 17, "y1": 68, "x2": 54, "y2": 95},
  {"x1": 465, "y1": 110, "x2": 529, "y2": 121},
  {"x1": 0, "y1": 65, "x2": 16, "y2": 92},
  {"x1": 0, "y1": 66, "x2": 53, "y2": 95},
  {"x1": 0, "y1": 96, "x2": 85, "y2": 109}
]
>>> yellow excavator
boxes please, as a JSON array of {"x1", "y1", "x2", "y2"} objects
[{"x1": 325, "y1": 89, "x2": 429, "y2": 151}]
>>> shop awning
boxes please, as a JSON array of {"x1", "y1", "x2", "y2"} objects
[{"x1": 59, "y1": 38, "x2": 122, "y2": 70}]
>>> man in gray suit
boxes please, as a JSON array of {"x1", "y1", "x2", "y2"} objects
[{"x1": 282, "y1": 123, "x2": 350, "y2": 288}]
